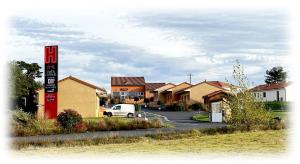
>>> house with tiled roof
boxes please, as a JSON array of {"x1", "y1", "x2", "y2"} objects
[
  {"x1": 250, "y1": 82, "x2": 293, "y2": 102},
  {"x1": 152, "y1": 83, "x2": 176, "y2": 105},
  {"x1": 111, "y1": 77, "x2": 146, "y2": 104},
  {"x1": 160, "y1": 82, "x2": 192, "y2": 105},
  {"x1": 174, "y1": 80, "x2": 233, "y2": 110},
  {"x1": 37, "y1": 76, "x2": 107, "y2": 118},
  {"x1": 145, "y1": 83, "x2": 166, "y2": 100}
]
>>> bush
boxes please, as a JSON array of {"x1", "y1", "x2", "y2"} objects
[
  {"x1": 134, "y1": 104, "x2": 141, "y2": 112},
  {"x1": 165, "y1": 103, "x2": 184, "y2": 111},
  {"x1": 264, "y1": 101, "x2": 290, "y2": 111},
  {"x1": 11, "y1": 109, "x2": 60, "y2": 136},
  {"x1": 57, "y1": 109, "x2": 83, "y2": 131},
  {"x1": 84, "y1": 118, "x2": 163, "y2": 131},
  {"x1": 11, "y1": 109, "x2": 34, "y2": 126},
  {"x1": 134, "y1": 97, "x2": 139, "y2": 102},
  {"x1": 227, "y1": 61, "x2": 273, "y2": 131},
  {"x1": 188, "y1": 103, "x2": 205, "y2": 111}
]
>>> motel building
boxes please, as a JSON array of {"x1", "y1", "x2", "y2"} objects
[
  {"x1": 37, "y1": 76, "x2": 107, "y2": 118},
  {"x1": 111, "y1": 77, "x2": 146, "y2": 104}
]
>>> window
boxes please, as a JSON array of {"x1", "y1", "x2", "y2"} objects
[
  {"x1": 263, "y1": 92, "x2": 266, "y2": 98},
  {"x1": 140, "y1": 92, "x2": 144, "y2": 96},
  {"x1": 113, "y1": 105, "x2": 121, "y2": 110}
]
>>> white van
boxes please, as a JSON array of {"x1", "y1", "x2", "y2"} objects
[{"x1": 103, "y1": 104, "x2": 135, "y2": 118}]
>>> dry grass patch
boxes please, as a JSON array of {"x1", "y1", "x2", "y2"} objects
[{"x1": 13, "y1": 130, "x2": 287, "y2": 156}]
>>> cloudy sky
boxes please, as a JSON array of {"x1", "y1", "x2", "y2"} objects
[{"x1": 7, "y1": 9, "x2": 289, "y2": 92}]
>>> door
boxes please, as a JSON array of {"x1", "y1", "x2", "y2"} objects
[
  {"x1": 112, "y1": 105, "x2": 121, "y2": 116},
  {"x1": 211, "y1": 101, "x2": 223, "y2": 123}
]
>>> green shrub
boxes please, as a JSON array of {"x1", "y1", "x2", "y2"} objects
[
  {"x1": 227, "y1": 61, "x2": 273, "y2": 131},
  {"x1": 134, "y1": 104, "x2": 141, "y2": 112},
  {"x1": 84, "y1": 118, "x2": 163, "y2": 131},
  {"x1": 166, "y1": 103, "x2": 184, "y2": 111},
  {"x1": 57, "y1": 109, "x2": 83, "y2": 131},
  {"x1": 188, "y1": 103, "x2": 205, "y2": 111},
  {"x1": 11, "y1": 109, "x2": 34, "y2": 126},
  {"x1": 264, "y1": 101, "x2": 290, "y2": 111},
  {"x1": 11, "y1": 109, "x2": 60, "y2": 136}
]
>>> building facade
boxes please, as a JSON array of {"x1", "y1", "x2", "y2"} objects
[
  {"x1": 174, "y1": 81, "x2": 231, "y2": 110},
  {"x1": 111, "y1": 77, "x2": 146, "y2": 104},
  {"x1": 37, "y1": 76, "x2": 107, "y2": 118},
  {"x1": 160, "y1": 82, "x2": 192, "y2": 105},
  {"x1": 250, "y1": 82, "x2": 293, "y2": 102}
]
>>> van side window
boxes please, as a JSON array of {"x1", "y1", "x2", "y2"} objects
[{"x1": 114, "y1": 105, "x2": 121, "y2": 110}]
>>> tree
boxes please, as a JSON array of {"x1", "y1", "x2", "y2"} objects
[
  {"x1": 9, "y1": 61, "x2": 43, "y2": 114},
  {"x1": 265, "y1": 66, "x2": 287, "y2": 84},
  {"x1": 227, "y1": 60, "x2": 272, "y2": 131}
]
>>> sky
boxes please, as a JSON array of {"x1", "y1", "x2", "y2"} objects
[{"x1": 7, "y1": 9, "x2": 289, "y2": 92}]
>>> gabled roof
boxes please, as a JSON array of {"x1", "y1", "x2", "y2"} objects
[
  {"x1": 111, "y1": 77, "x2": 145, "y2": 86},
  {"x1": 59, "y1": 76, "x2": 106, "y2": 92},
  {"x1": 161, "y1": 82, "x2": 191, "y2": 94},
  {"x1": 250, "y1": 82, "x2": 291, "y2": 92},
  {"x1": 167, "y1": 82, "x2": 191, "y2": 91},
  {"x1": 37, "y1": 76, "x2": 106, "y2": 92},
  {"x1": 174, "y1": 85, "x2": 195, "y2": 95},
  {"x1": 154, "y1": 83, "x2": 176, "y2": 92},
  {"x1": 206, "y1": 81, "x2": 231, "y2": 89},
  {"x1": 174, "y1": 80, "x2": 230, "y2": 95},
  {"x1": 202, "y1": 90, "x2": 232, "y2": 99},
  {"x1": 145, "y1": 83, "x2": 166, "y2": 91}
]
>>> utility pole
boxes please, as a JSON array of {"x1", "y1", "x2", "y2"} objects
[{"x1": 188, "y1": 73, "x2": 193, "y2": 84}]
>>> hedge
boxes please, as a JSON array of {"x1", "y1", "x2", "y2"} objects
[{"x1": 264, "y1": 101, "x2": 290, "y2": 111}]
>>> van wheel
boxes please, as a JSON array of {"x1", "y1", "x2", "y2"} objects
[
  {"x1": 107, "y1": 112, "x2": 112, "y2": 117},
  {"x1": 127, "y1": 113, "x2": 134, "y2": 118}
]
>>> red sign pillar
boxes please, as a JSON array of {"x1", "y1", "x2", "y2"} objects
[{"x1": 44, "y1": 46, "x2": 58, "y2": 119}]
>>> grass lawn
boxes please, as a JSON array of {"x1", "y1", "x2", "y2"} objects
[
  {"x1": 14, "y1": 130, "x2": 287, "y2": 156},
  {"x1": 192, "y1": 114, "x2": 209, "y2": 122}
]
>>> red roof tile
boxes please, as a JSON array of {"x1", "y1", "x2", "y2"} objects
[
  {"x1": 206, "y1": 81, "x2": 231, "y2": 88},
  {"x1": 111, "y1": 77, "x2": 145, "y2": 86},
  {"x1": 202, "y1": 90, "x2": 232, "y2": 98},
  {"x1": 145, "y1": 83, "x2": 166, "y2": 91},
  {"x1": 250, "y1": 82, "x2": 291, "y2": 92}
]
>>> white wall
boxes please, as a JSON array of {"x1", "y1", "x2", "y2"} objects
[
  {"x1": 285, "y1": 84, "x2": 294, "y2": 102},
  {"x1": 253, "y1": 89, "x2": 286, "y2": 102}
]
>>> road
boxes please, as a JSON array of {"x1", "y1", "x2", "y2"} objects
[{"x1": 141, "y1": 108, "x2": 226, "y2": 130}]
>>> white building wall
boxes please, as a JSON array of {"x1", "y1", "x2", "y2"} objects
[
  {"x1": 285, "y1": 85, "x2": 294, "y2": 102},
  {"x1": 254, "y1": 89, "x2": 286, "y2": 102}
]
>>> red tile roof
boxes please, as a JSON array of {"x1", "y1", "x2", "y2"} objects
[
  {"x1": 202, "y1": 90, "x2": 232, "y2": 98},
  {"x1": 145, "y1": 83, "x2": 166, "y2": 91},
  {"x1": 250, "y1": 82, "x2": 291, "y2": 92},
  {"x1": 111, "y1": 77, "x2": 145, "y2": 86},
  {"x1": 206, "y1": 81, "x2": 231, "y2": 88},
  {"x1": 174, "y1": 81, "x2": 231, "y2": 94}
]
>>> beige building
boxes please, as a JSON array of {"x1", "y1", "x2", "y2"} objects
[
  {"x1": 152, "y1": 83, "x2": 175, "y2": 104},
  {"x1": 174, "y1": 81, "x2": 231, "y2": 110},
  {"x1": 37, "y1": 76, "x2": 107, "y2": 118},
  {"x1": 160, "y1": 82, "x2": 192, "y2": 105}
]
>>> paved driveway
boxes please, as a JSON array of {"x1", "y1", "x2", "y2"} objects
[{"x1": 141, "y1": 108, "x2": 226, "y2": 129}]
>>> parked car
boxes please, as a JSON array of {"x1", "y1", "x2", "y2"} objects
[{"x1": 103, "y1": 104, "x2": 135, "y2": 118}]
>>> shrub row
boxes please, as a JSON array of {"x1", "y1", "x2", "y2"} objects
[
  {"x1": 264, "y1": 101, "x2": 290, "y2": 111},
  {"x1": 11, "y1": 109, "x2": 164, "y2": 137},
  {"x1": 84, "y1": 117, "x2": 163, "y2": 131}
]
